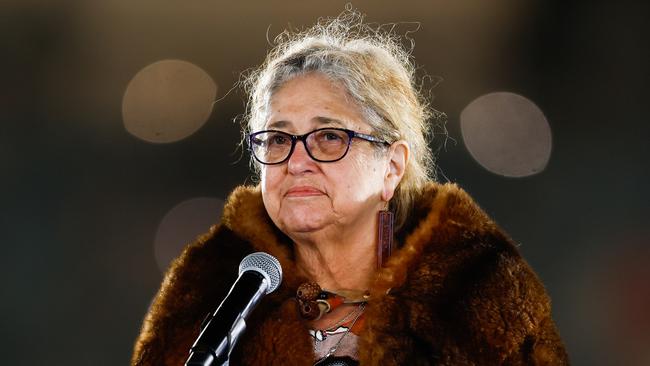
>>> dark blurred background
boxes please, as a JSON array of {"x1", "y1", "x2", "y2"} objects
[{"x1": 1, "y1": 0, "x2": 648, "y2": 365}]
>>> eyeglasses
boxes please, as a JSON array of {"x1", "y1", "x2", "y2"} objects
[{"x1": 248, "y1": 127, "x2": 390, "y2": 165}]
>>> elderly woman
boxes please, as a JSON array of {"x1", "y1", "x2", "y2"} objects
[{"x1": 132, "y1": 14, "x2": 569, "y2": 366}]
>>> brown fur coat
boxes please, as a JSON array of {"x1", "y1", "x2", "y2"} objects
[{"x1": 132, "y1": 182, "x2": 569, "y2": 365}]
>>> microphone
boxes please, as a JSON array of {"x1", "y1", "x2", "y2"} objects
[{"x1": 185, "y1": 252, "x2": 283, "y2": 366}]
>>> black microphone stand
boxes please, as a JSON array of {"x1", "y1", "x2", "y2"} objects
[{"x1": 185, "y1": 271, "x2": 267, "y2": 366}]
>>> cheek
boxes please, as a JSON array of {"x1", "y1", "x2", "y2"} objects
[
  {"x1": 261, "y1": 168, "x2": 281, "y2": 207},
  {"x1": 336, "y1": 153, "x2": 386, "y2": 198},
  {"x1": 355, "y1": 152, "x2": 386, "y2": 180},
  {"x1": 261, "y1": 166, "x2": 279, "y2": 186}
]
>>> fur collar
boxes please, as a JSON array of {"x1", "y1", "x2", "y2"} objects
[
  {"x1": 132, "y1": 182, "x2": 568, "y2": 365},
  {"x1": 221, "y1": 182, "x2": 497, "y2": 295}
]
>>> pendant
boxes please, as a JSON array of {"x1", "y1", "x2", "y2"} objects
[{"x1": 310, "y1": 329, "x2": 326, "y2": 341}]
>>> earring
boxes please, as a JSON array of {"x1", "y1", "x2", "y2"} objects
[{"x1": 377, "y1": 206, "x2": 394, "y2": 269}]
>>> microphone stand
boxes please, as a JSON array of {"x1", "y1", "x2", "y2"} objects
[{"x1": 185, "y1": 271, "x2": 268, "y2": 366}]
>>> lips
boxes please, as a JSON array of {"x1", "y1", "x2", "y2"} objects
[{"x1": 285, "y1": 186, "x2": 324, "y2": 197}]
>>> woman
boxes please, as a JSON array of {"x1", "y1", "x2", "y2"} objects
[{"x1": 132, "y1": 12, "x2": 569, "y2": 366}]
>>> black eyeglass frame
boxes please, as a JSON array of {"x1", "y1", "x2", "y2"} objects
[{"x1": 247, "y1": 127, "x2": 390, "y2": 165}]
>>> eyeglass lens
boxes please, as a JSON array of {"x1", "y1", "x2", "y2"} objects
[{"x1": 251, "y1": 129, "x2": 351, "y2": 164}]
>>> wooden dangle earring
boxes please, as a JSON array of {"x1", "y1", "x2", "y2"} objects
[{"x1": 377, "y1": 201, "x2": 394, "y2": 269}]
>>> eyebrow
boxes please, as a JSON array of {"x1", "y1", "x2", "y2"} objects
[
  {"x1": 266, "y1": 116, "x2": 347, "y2": 130},
  {"x1": 314, "y1": 116, "x2": 346, "y2": 127},
  {"x1": 267, "y1": 120, "x2": 289, "y2": 129}
]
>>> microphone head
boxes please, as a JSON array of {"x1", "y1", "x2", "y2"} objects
[{"x1": 239, "y1": 252, "x2": 283, "y2": 294}]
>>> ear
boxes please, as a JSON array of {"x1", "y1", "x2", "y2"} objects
[{"x1": 382, "y1": 140, "x2": 409, "y2": 202}]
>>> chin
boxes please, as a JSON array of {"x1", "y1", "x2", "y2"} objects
[
  {"x1": 278, "y1": 207, "x2": 332, "y2": 234},
  {"x1": 283, "y1": 222, "x2": 325, "y2": 234}
]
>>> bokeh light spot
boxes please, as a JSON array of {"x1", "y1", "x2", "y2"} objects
[
  {"x1": 122, "y1": 59, "x2": 217, "y2": 143},
  {"x1": 460, "y1": 92, "x2": 552, "y2": 177},
  {"x1": 154, "y1": 197, "x2": 224, "y2": 273}
]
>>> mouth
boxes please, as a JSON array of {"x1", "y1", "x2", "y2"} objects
[{"x1": 285, "y1": 186, "x2": 325, "y2": 197}]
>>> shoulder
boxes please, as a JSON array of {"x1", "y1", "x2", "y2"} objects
[
  {"x1": 409, "y1": 182, "x2": 550, "y2": 321},
  {"x1": 377, "y1": 182, "x2": 563, "y2": 363},
  {"x1": 377, "y1": 182, "x2": 516, "y2": 291},
  {"x1": 408, "y1": 182, "x2": 505, "y2": 241},
  {"x1": 132, "y1": 223, "x2": 252, "y2": 365},
  {"x1": 132, "y1": 185, "x2": 305, "y2": 365}
]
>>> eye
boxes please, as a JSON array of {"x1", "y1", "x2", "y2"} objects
[
  {"x1": 268, "y1": 133, "x2": 290, "y2": 146},
  {"x1": 251, "y1": 136, "x2": 265, "y2": 146},
  {"x1": 323, "y1": 132, "x2": 342, "y2": 141},
  {"x1": 314, "y1": 129, "x2": 346, "y2": 143}
]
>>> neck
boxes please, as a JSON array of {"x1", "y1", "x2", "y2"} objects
[{"x1": 292, "y1": 217, "x2": 378, "y2": 291}]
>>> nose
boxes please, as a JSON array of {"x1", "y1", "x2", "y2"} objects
[{"x1": 287, "y1": 139, "x2": 317, "y2": 174}]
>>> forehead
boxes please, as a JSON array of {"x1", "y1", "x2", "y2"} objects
[{"x1": 265, "y1": 73, "x2": 369, "y2": 132}]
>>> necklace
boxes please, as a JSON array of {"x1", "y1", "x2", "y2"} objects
[
  {"x1": 316, "y1": 302, "x2": 366, "y2": 361},
  {"x1": 323, "y1": 303, "x2": 365, "y2": 332},
  {"x1": 297, "y1": 282, "x2": 369, "y2": 321}
]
